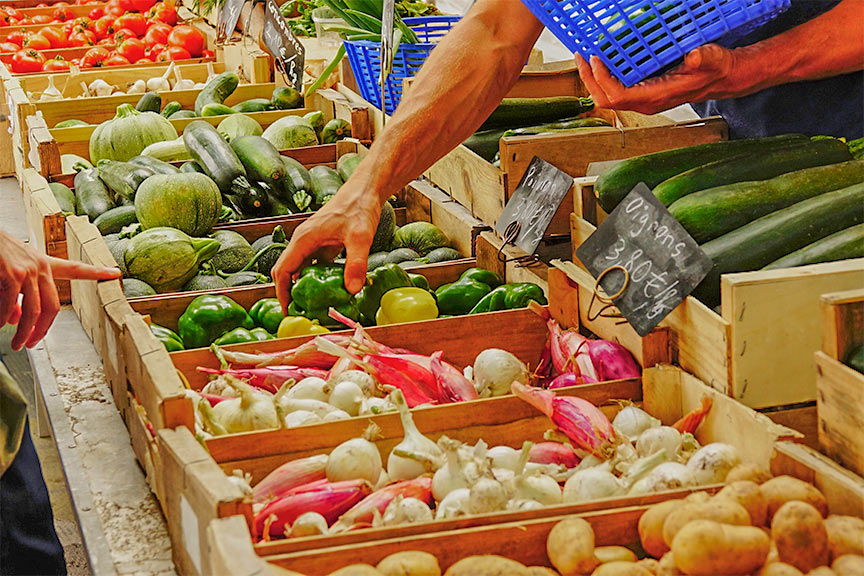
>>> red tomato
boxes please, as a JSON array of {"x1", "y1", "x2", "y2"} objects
[
  {"x1": 116, "y1": 37, "x2": 145, "y2": 62},
  {"x1": 89, "y1": 7, "x2": 105, "y2": 20},
  {"x1": 52, "y1": 6, "x2": 75, "y2": 22},
  {"x1": 97, "y1": 37, "x2": 113, "y2": 45},
  {"x1": 115, "y1": 13, "x2": 148, "y2": 37},
  {"x1": 10, "y1": 49, "x2": 45, "y2": 73},
  {"x1": 4, "y1": 8, "x2": 22, "y2": 19},
  {"x1": 167, "y1": 25, "x2": 204, "y2": 57},
  {"x1": 54, "y1": 2, "x2": 70, "y2": 5},
  {"x1": 201, "y1": 49, "x2": 214, "y2": 59},
  {"x1": 93, "y1": 16, "x2": 115, "y2": 39},
  {"x1": 131, "y1": 0, "x2": 158, "y2": 12},
  {"x1": 158, "y1": 45, "x2": 189, "y2": 62},
  {"x1": 148, "y1": 3, "x2": 176, "y2": 26},
  {"x1": 0, "y1": 42, "x2": 19, "y2": 53},
  {"x1": 105, "y1": 52, "x2": 130, "y2": 66},
  {"x1": 145, "y1": 42, "x2": 165, "y2": 59},
  {"x1": 67, "y1": 32, "x2": 93, "y2": 47},
  {"x1": 81, "y1": 45, "x2": 109, "y2": 67},
  {"x1": 32, "y1": 14, "x2": 52, "y2": 24},
  {"x1": 43, "y1": 56, "x2": 71, "y2": 71},
  {"x1": 113, "y1": 28, "x2": 136, "y2": 43},
  {"x1": 39, "y1": 27, "x2": 68, "y2": 48},
  {"x1": 23, "y1": 34, "x2": 51, "y2": 51},
  {"x1": 142, "y1": 23, "x2": 167, "y2": 46},
  {"x1": 104, "y1": 0, "x2": 126, "y2": 17},
  {"x1": 71, "y1": 16, "x2": 94, "y2": 31},
  {"x1": 0, "y1": 19, "x2": 8, "y2": 29},
  {"x1": 136, "y1": 57, "x2": 153, "y2": 64},
  {"x1": 7, "y1": 30, "x2": 25, "y2": 47}
]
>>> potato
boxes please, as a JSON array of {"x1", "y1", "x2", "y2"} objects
[
  {"x1": 716, "y1": 481, "x2": 768, "y2": 526},
  {"x1": 444, "y1": 556, "x2": 528, "y2": 576},
  {"x1": 595, "y1": 546, "x2": 638, "y2": 564},
  {"x1": 662, "y1": 499, "x2": 751, "y2": 547},
  {"x1": 639, "y1": 501, "x2": 679, "y2": 559},
  {"x1": 805, "y1": 568, "x2": 836, "y2": 576},
  {"x1": 726, "y1": 463, "x2": 772, "y2": 485},
  {"x1": 377, "y1": 551, "x2": 441, "y2": 576},
  {"x1": 591, "y1": 562, "x2": 652, "y2": 576},
  {"x1": 525, "y1": 568, "x2": 559, "y2": 576},
  {"x1": 760, "y1": 476, "x2": 828, "y2": 521},
  {"x1": 825, "y1": 516, "x2": 864, "y2": 559},
  {"x1": 656, "y1": 552, "x2": 680, "y2": 576},
  {"x1": 757, "y1": 563, "x2": 804, "y2": 576},
  {"x1": 328, "y1": 566, "x2": 383, "y2": 576},
  {"x1": 772, "y1": 501, "x2": 830, "y2": 572},
  {"x1": 671, "y1": 519, "x2": 770, "y2": 575},
  {"x1": 547, "y1": 518, "x2": 599, "y2": 575},
  {"x1": 683, "y1": 492, "x2": 711, "y2": 504},
  {"x1": 636, "y1": 559, "x2": 659, "y2": 575},
  {"x1": 832, "y1": 554, "x2": 864, "y2": 576},
  {"x1": 269, "y1": 567, "x2": 308, "y2": 576}
]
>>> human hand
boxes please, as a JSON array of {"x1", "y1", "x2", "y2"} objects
[
  {"x1": 0, "y1": 232, "x2": 120, "y2": 350},
  {"x1": 575, "y1": 44, "x2": 738, "y2": 115}
]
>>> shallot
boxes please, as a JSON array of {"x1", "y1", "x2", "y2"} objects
[
  {"x1": 325, "y1": 424, "x2": 382, "y2": 484},
  {"x1": 471, "y1": 348, "x2": 528, "y2": 397},
  {"x1": 252, "y1": 454, "x2": 328, "y2": 504}
]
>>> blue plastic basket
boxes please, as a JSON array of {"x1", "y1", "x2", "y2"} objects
[
  {"x1": 344, "y1": 16, "x2": 459, "y2": 115},
  {"x1": 522, "y1": 0, "x2": 790, "y2": 86}
]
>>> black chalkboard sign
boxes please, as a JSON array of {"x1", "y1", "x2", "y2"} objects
[
  {"x1": 575, "y1": 183, "x2": 713, "y2": 337},
  {"x1": 494, "y1": 156, "x2": 573, "y2": 255},
  {"x1": 262, "y1": 0, "x2": 305, "y2": 91},
  {"x1": 217, "y1": 0, "x2": 246, "y2": 43}
]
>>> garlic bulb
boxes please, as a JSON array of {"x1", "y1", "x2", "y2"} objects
[
  {"x1": 381, "y1": 496, "x2": 433, "y2": 526},
  {"x1": 290, "y1": 512, "x2": 328, "y2": 538},
  {"x1": 40, "y1": 76, "x2": 62, "y2": 101},
  {"x1": 88, "y1": 79, "x2": 113, "y2": 97},
  {"x1": 127, "y1": 79, "x2": 147, "y2": 94},
  {"x1": 147, "y1": 62, "x2": 174, "y2": 92}
]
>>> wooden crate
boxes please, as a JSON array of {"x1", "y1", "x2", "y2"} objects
[
  {"x1": 403, "y1": 179, "x2": 491, "y2": 257},
  {"x1": 127, "y1": 392, "x2": 166, "y2": 514},
  {"x1": 571, "y1": 178, "x2": 864, "y2": 408},
  {"x1": 816, "y1": 289, "x2": 864, "y2": 478}
]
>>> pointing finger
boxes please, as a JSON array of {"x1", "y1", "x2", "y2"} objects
[{"x1": 49, "y1": 257, "x2": 121, "y2": 281}]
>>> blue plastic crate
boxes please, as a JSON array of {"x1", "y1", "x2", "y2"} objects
[
  {"x1": 522, "y1": 0, "x2": 789, "y2": 86},
  {"x1": 344, "y1": 16, "x2": 459, "y2": 115}
]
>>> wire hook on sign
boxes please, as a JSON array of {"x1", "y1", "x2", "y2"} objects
[
  {"x1": 586, "y1": 265, "x2": 630, "y2": 324},
  {"x1": 495, "y1": 221, "x2": 541, "y2": 266}
]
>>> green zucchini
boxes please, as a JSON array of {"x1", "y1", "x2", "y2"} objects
[
  {"x1": 281, "y1": 156, "x2": 313, "y2": 192},
  {"x1": 502, "y1": 116, "x2": 612, "y2": 136},
  {"x1": 309, "y1": 165, "x2": 343, "y2": 206},
  {"x1": 230, "y1": 180, "x2": 272, "y2": 216},
  {"x1": 231, "y1": 98, "x2": 274, "y2": 113},
  {"x1": 194, "y1": 72, "x2": 239, "y2": 116},
  {"x1": 141, "y1": 138, "x2": 190, "y2": 162},
  {"x1": 336, "y1": 153, "x2": 362, "y2": 182},
  {"x1": 180, "y1": 161, "x2": 205, "y2": 174},
  {"x1": 93, "y1": 205, "x2": 138, "y2": 235},
  {"x1": 763, "y1": 224, "x2": 864, "y2": 270},
  {"x1": 595, "y1": 134, "x2": 810, "y2": 213},
  {"x1": 304, "y1": 111, "x2": 325, "y2": 138},
  {"x1": 129, "y1": 155, "x2": 180, "y2": 175},
  {"x1": 182, "y1": 120, "x2": 250, "y2": 196},
  {"x1": 169, "y1": 110, "x2": 197, "y2": 120},
  {"x1": 655, "y1": 139, "x2": 853, "y2": 206},
  {"x1": 463, "y1": 128, "x2": 506, "y2": 162},
  {"x1": 849, "y1": 137, "x2": 864, "y2": 160},
  {"x1": 479, "y1": 97, "x2": 595, "y2": 131},
  {"x1": 694, "y1": 183, "x2": 864, "y2": 308},
  {"x1": 230, "y1": 135, "x2": 285, "y2": 189},
  {"x1": 846, "y1": 344, "x2": 864, "y2": 374},
  {"x1": 321, "y1": 119, "x2": 351, "y2": 144},
  {"x1": 271, "y1": 85, "x2": 303, "y2": 110},
  {"x1": 201, "y1": 103, "x2": 237, "y2": 117},
  {"x1": 161, "y1": 101, "x2": 183, "y2": 118},
  {"x1": 74, "y1": 167, "x2": 115, "y2": 220},
  {"x1": 97, "y1": 160, "x2": 157, "y2": 202},
  {"x1": 54, "y1": 119, "x2": 88, "y2": 128},
  {"x1": 670, "y1": 160, "x2": 864, "y2": 243},
  {"x1": 48, "y1": 182, "x2": 76, "y2": 214},
  {"x1": 135, "y1": 91, "x2": 162, "y2": 113}
]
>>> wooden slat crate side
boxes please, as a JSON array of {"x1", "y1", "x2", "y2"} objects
[
  {"x1": 127, "y1": 394, "x2": 165, "y2": 511},
  {"x1": 761, "y1": 404, "x2": 819, "y2": 450},
  {"x1": 100, "y1": 285, "x2": 135, "y2": 415},
  {"x1": 207, "y1": 517, "x2": 271, "y2": 576},
  {"x1": 405, "y1": 179, "x2": 492, "y2": 257},
  {"x1": 474, "y1": 230, "x2": 552, "y2": 293},
  {"x1": 821, "y1": 288, "x2": 864, "y2": 361},
  {"x1": 64, "y1": 215, "x2": 102, "y2": 335},
  {"x1": 424, "y1": 143, "x2": 505, "y2": 224},
  {"x1": 816, "y1": 351, "x2": 864, "y2": 479}
]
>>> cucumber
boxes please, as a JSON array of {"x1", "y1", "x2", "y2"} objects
[
  {"x1": 129, "y1": 155, "x2": 180, "y2": 175},
  {"x1": 230, "y1": 135, "x2": 285, "y2": 189},
  {"x1": 694, "y1": 183, "x2": 864, "y2": 308},
  {"x1": 231, "y1": 98, "x2": 274, "y2": 113},
  {"x1": 655, "y1": 139, "x2": 853, "y2": 206},
  {"x1": 271, "y1": 85, "x2": 302, "y2": 110},
  {"x1": 194, "y1": 72, "x2": 239, "y2": 116},
  {"x1": 479, "y1": 97, "x2": 595, "y2": 131},
  {"x1": 74, "y1": 167, "x2": 114, "y2": 220},
  {"x1": 595, "y1": 134, "x2": 810, "y2": 213},
  {"x1": 201, "y1": 103, "x2": 237, "y2": 116},
  {"x1": 309, "y1": 165, "x2": 343, "y2": 206},
  {"x1": 336, "y1": 153, "x2": 362, "y2": 182},
  {"x1": 97, "y1": 160, "x2": 157, "y2": 202},
  {"x1": 763, "y1": 224, "x2": 864, "y2": 270},
  {"x1": 54, "y1": 119, "x2": 88, "y2": 128},
  {"x1": 169, "y1": 110, "x2": 197, "y2": 120},
  {"x1": 94, "y1": 205, "x2": 138, "y2": 235},
  {"x1": 670, "y1": 160, "x2": 864, "y2": 243},
  {"x1": 503, "y1": 116, "x2": 612, "y2": 136},
  {"x1": 48, "y1": 182, "x2": 76, "y2": 213},
  {"x1": 135, "y1": 91, "x2": 162, "y2": 113},
  {"x1": 161, "y1": 101, "x2": 182, "y2": 117},
  {"x1": 180, "y1": 161, "x2": 205, "y2": 174},
  {"x1": 182, "y1": 120, "x2": 250, "y2": 195}
]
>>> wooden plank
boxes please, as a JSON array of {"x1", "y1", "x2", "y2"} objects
[
  {"x1": 475, "y1": 230, "x2": 551, "y2": 293},
  {"x1": 405, "y1": 179, "x2": 491, "y2": 257},
  {"x1": 424, "y1": 143, "x2": 505, "y2": 225},
  {"x1": 206, "y1": 517, "x2": 271, "y2": 576},
  {"x1": 816, "y1": 351, "x2": 864, "y2": 478},
  {"x1": 821, "y1": 288, "x2": 864, "y2": 361},
  {"x1": 761, "y1": 404, "x2": 818, "y2": 450},
  {"x1": 127, "y1": 394, "x2": 164, "y2": 510}
]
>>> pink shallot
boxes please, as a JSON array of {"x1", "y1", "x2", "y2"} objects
[
  {"x1": 529, "y1": 442, "x2": 581, "y2": 468},
  {"x1": 430, "y1": 351, "x2": 478, "y2": 403},
  {"x1": 197, "y1": 366, "x2": 327, "y2": 394},
  {"x1": 329, "y1": 477, "x2": 433, "y2": 532},
  {"x1": 252, "y1": 454, "x2": 329, "y2": 504},
  {"x1": 548, "y1": 372, "x2": 597, "y2": 389}
]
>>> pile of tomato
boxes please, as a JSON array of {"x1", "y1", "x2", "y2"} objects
[{"x1": 1, "y1": 0, "x2": 212, "y2": 73}]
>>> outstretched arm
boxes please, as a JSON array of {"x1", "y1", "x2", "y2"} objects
[{"x1": 577, "y1": 0, "x2": 864, "y2": 114}]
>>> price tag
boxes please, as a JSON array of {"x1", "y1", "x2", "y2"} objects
[
  {"x1": 494, "y1": 156, "x2": 574, "y2": 255},
  {"x1": 262, "y1": 0, "x2": 305, "y2": 91},
  {"x1": 217, "y1": 0, "x2": 246, "y2": 43},
  {"x1": 576, "y1": 183, "x2": 713, "y2": 336}
]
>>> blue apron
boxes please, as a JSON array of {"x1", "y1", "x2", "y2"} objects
[{"x1": 692, "y1": 0, "x2": 864, "y2": 140}]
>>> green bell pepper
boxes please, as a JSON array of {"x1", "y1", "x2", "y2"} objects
[
  {"x1": 150, "y1": 323, "x2": 184, "y2": 352},
  {"x1": 290, "y1": 264, "x2": 359, "y2": 326},
  {"x1": 356, "y1": 263, "x2": 414, "y2": 320},
  {"x1": 213, "y1": 326, "x2": 273, "y2": 346},
  {"x1": 435, "y1": 279, "x2": 491, "y2": 316},
  {"x1": 178, "y1": 294, "x2": 255, "y2": 349},
  {"x1": 468, "y1": 282, "x2": 547, "y2": 314},
  {"x1": 407, "y1": 272, "x2": 429, "y2": 291},
  {"x1": 249, "y1": 298, "x2": 285, "y2": 334},
  {"x1": 459, "y1": 268, "x2": 502, "y2": 288}
]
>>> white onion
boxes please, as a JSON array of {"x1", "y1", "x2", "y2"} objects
[
  {"x1": 285, "y1": 377, "x2": 331, "y2": 402},
  {"x1": 515, "y1": 473, "x2": 562, "y2": 506},
  {"x1": 362, "y1": 397, "x2": 394, "y2": 415},
  {"x1": 468, "y1": 477, "x2": 509, "y2": 514},
  {"x1": 487, "y1": 445, "x2": 522, "y2": 472},
  {"x1": 282, "y1": 410, "x2": 320, "y2": 428},
  {"x1": 323, "y1": 409, "x2": 351, "y2": 422},
  {"x1": 507, "y1": 499, "x2": 544, "y2": 511},
  {"x1": 326, "y1": 436, "x2": 382, "y2": 483},
  {"x1": 472, "y1": 349, "x2": 528, "y2": 398},
  {"x1": 636, "y1": 426, "x2": 682, "y2": 458},
  {"x1": 563, "y1": 468, "x2": 624, "y2": 503},
  {"x1": 628, "y1": 462, "x2": 695, "y2": 495},
  {"x1": 612, "y1": 405, "x2": 661, "y2": 440},
  {"x1": 290, "y1": 512, "x2": 328, "y2": 538},
  {"x1": 435, "y1": 488, "x2": 470, "y2": 519},
  {"x1": 382, "y1": 496, "x2": 433, "y2": 526},
  {"x1": 387, "y1": 391, "x2": 443, "y2": 481},
  {"x1": 332, "y1": 370, "x2": 377, "y2": 397},
  {"x1": 686, "y1": 443, "x2": 740, "y2": 484},
  {"x1": 328, "y1": 381, "x2": 365, "y2": 416}
]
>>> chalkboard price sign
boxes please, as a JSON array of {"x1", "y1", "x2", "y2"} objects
[
  {"x1": 575, "y1": 183, "x2": 713, "y2": 337},
  {"x1": 494, "y1": 156, "x2": 573, "y2": 255},
  {"x1": 262, "y1": 0, "x2": 305, "y2": 91},
  {"x1": 217, "y1": 0, "x2": 246, "y2": 43}
]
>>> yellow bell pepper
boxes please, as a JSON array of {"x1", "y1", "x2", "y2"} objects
[
  {"x1": 375, "y1": 287, "x2": 439, "y2": 325},
  {"x1": 276, "y1": 316, "x2": 330, "y2": 338}
]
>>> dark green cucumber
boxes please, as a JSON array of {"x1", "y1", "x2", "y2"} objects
[
  {"x1": 169, "y1": 110, "x2": 197, "y2": 120},
  {"x1": 231, "y1": 98, "x2": 274, "y2": 113},
  {"x1": 763, "y1": 223, "x2": 864, "y2": 270},
  {"x1": 281, "y1": 156, "x2": 313, "y2": 193},
  {"x1": 135, "y1": 91, "x2": 162, "y2": 113},
  {"x1": 182, "y1": 120, "x2": 249, "y2": 195},
  {"x1": 54, "y1": 119, "x2": 88, "y2": 128},
  {"x1": 309, "y1": 165, "x2": 343, "y2": 206},
  {"x1": 201, "y1": 103, "x2": 237, "y2": 117},
  {"x1": 194, "y1": 72, "x2": 239, "y2": 116},
  {"x1": 74, "y1": 167, "x2": 115, "y2": 220},
  {"x1": 129, "y1": 155, "x2": 180, "y2": 175},
  {"x1": 97, "y1": 160, "x2": 157, "y2": 202},
  {"x1": 48, "y1": 182, "x2": 76, "y2": 213},
  {"x1": 694, "y1": 183, "x2": 864, "y2": 308},
  {"x1": 670, "y1": 160, "x2": 864, "y2": 244},
  {"x1": 271, "y1": 86, "x2": 303, "y2": 110},
  {"x1": 479, "y1": 97, "x2": 595, "y2": 132},
  {"x1": 161, "y1": 101, "x2": 182, "y2": 117},
  {"x1": 654, "y1": 139, "x2": 853, "y2": 206},
  {"x1": 180, "y1": 161, "x2": 205, "y2": 174},
  {"x1": 336, "y1": 153, "x2": 362, "y2": 182},
  {"x1": 595, "y1": 134, "x2": 810, "y2": 213},
  {"x1": 229, "y1": 135, "x2": 285, "y2": 189},
  {"x1": 93, "y1": 205, "x2": 138, "y2": 235},
  {"x1": 503, "y1": 116, "x2": 612, "y2": 136}
]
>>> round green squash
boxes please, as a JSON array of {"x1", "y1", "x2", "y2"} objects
[
  {"x1": 90, "y1": 103, "x2": 178, "y2": 163},
  {"x1": 209, "y1": 230, "x2": 255, "y2": 274},
  {"x1": 124, "y1": 227, "x2": 220, "y2": 293},
  {"x1": 135, "y1": 173, "x2": 222, "y2": 237}
]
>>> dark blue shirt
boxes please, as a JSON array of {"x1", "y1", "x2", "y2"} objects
[{"x1": 692, "y1": 0, "x2": 863, "y2": 140}]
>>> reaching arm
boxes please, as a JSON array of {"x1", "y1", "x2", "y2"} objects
[
  {"x1": 273, "y1": 0, "x2": 544, "y2": 305},
  {"x1": 577, "y1": 0, "x2": 864, "y2": 114}
]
